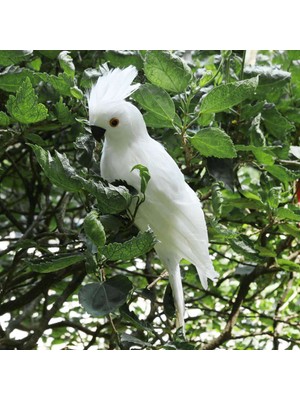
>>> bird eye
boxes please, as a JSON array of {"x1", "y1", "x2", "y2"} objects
[{"x1": 109, "y1": 118, "x2": 119, "y2": 127}]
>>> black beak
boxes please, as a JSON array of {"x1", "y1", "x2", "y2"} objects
[{"x1": 90, "y1": 125, "x2": 106, "y2": 142}]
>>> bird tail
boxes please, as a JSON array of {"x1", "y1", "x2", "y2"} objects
[{"x1": 167, "y1": 264, "x2": 185, "y2": 331}]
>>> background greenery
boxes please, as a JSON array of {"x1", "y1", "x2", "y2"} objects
[{"x1": 0, "y1": 50, "x2": 299, "y2": 350}]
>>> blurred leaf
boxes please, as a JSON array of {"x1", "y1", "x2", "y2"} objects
[
  {"x1": 105, "y1": 50, "x2": 143, "y2": 70},
  {"x1": 0, "y1": 50, "x2": 32, "y2": 66},
  {"x1": 120, "y1": 333, "x2": 152, "y2": 348},
  {"x1": 78, "y1": 275, "x2": 133, "y2": 317},
  {"x1": 58, "y1": 51, "x2": 75, "y2": 78},
  {"x1": 199, "y1": 77, "x2": 259, "y2": 114},
  {"x1": 276, "y1": 207, "x2": 300, "y2": 222},
  {"x1": 190, "y1": 127, "x2": 237, "y2": 158},
  {"x1": 6, "y1": 77, "x2": 48, "y2": 123},
  {"x1": 206, "y1": 158, "x2": 234, "y2": 190},
  {"x1": 277, "y1": 259, "x2": 300, "y2": 272},
  {"x1": 144, "y1": 51, "x2": 192, "y2": 93},
  {"x1": 230, "y1": 235, "x2": 261, "y2": 262},
  {"x1": 74, "y1": 132, "x2": 95, "y2": 168},
  {"x1": 249, "y1": 113, "x2": 266, "y2": 147},
  {"x1": 132, "y1": 83, "x2": 175, "y2": 122},
  {"x1": 211, "y1": 182, "x2": 224, "y2": 217},
  {"x1": 26, "y1": 253, "x2": 84, "y2": 273},
  {"x1": 102, "y1": 229, "x2": 157, "y2": 261},
  {"x1": 262, "y1": 105, "x2": 295, "y2": 139},
  {"x1": 0, "y1": 111, "x2": 10, "y2": 126},
  {"x1": 80, "y1": 68, "x2": 101, "y2": 89},
  {"x1": 265, "y1": 165, "x2": 298, "y2": 185}
]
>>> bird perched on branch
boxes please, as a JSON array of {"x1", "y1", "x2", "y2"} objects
[{"x1": 88, "y1": 65, "x2": 219, "y2": 330}]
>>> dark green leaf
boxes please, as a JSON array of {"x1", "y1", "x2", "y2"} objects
[
  {"x1": 199, "y1": 77, "x2": 259, "y2": 114},
  {"x1": 144, "y1": 51, "x2": 192, "y2": 93},
  {"x1": 163, "y1": 283, "x2": 176, "y2": 319},
  {"x1": 6, "y1": 77, "x2": 48, "y2": 124},
  {"x1": 277, "y1": 258, "x2": 300, "y2": 272},
  {"x1": 26, "y1": 253, "x2": 84, "y2": 273},
  {"x1": 265, "y1": 165, "x2": 298, "y2": 185},
  {"x1": 276, "y1": 207, "x2": 300, "y2": 222},
  {"x1": 102, "y1": 229, "x2": 157, "y2": 261},
  {"x1": 78, "y1": 275, "x2": 133, "y2": 317},
  {"x1": 132, "y1": 83, "x2": 175, "y2": 122},
  {"x1": 0, "y1": 111, "x2": 10, "y2": 127},
  {"x1": 211, "y1": 182, "x2": 224, "y2": 217},
  {"x1": 74, "y1": 132, "x2": 95, "y2": 168},
  {"x1": 190, "y1": 127, "x2": 237, "y2": 158},
  {"x1": 29, "y1": 144, "x2": 83, "y2": 191},
  {"x1": 0, "y1": 66, "x2": 36, "y2": 92},
  {"x1": 82, "y1": 179, "x2": 132, "y2": 214}
]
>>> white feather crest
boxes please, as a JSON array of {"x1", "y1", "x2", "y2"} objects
[{"x1": 88, "y1": 64, "x2": 140, "y2": 109}]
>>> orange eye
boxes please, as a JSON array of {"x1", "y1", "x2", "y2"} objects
[{"x1": 109, "y1": 118, "x2": 119, "y2": 127}]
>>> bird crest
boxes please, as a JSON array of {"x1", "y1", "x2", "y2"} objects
[{"x1": 88, "y1": 64, "x2": 140, "y2": 111}]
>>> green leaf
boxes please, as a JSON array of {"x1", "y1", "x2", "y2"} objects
[
  {"x1": 78, "y1": 275, "x2": 133, "y2": 317},
  {"x1": 0, "y1": 50, "x2": 32, "y2": 67},
  {"x1": 55, "y1": 98, "x2": 75, "y2": 125},
  {"x1": 105, "y1": 50, "x2": 143, "y2": 70},
  {"x1": 29, "y1": 144, "x2": 83, "y2": 191},
  {"x1": 287, "y1": 50, "x2": 300, "y2": 60},
  {"x1": 83, "y1": 211, "x2": 106, "y2": 251},
  {"x1": 235, "y1": 145, "x2": 276, "y2": 166},
  {"x1": 0, "y1": 111, "x2": 10, "y2": 127},
  {"x1": 132, "y1": 83, "x2": 175, "y2": 122},
  {"x1": 144, "y1": 51, "x2": 192, "y2": 93},
  {"x1": 6, "y1": 77, "x2": 48, "y2": 124},
  {"x1": 82, "y1": 179, "x2": 132, "y2": 214},
  {"x1": 190, "y1": 127, "x2": 237, "y2": 158},
  {"x1": 102, "y1": 229, "x2": 157, "y2": 261},
  {"x1": 265, "y1": 165, "x2": 298, "y2": 185},
  {"x1": 0, "y1": 66, "x2": 36, "y2": 92},
  {"x1": 262, "y1": 105, "x2": 295, "y2": 139},
  {"x1": 74, "y1": 132, "x2": 96, "y2": 168},
  {"x1": 80, "y1": 68, "x2": 101, "y2": 89},
  {"x1": 131, "y1": 164, "x2": 151, "y2": 195},
  {"x1": 279, "y1": 223, "x2": 300, "y2": 239},
  {"x1": 267, "y1": 187, "x2": 281, "y2": 209},
  {"x1": 26, "y1": 253, "x2": 84, "y2": 273},
  {"x1": 211, "y1": 182, "x2": 224, "y2": 217},
  {"x1": 249, "y1": 113, "x2": 266, "y2": 147},
  {"x1": 43, "y1": 72, "x2": 73, "y2": 96},
  {"x1": 70, "y1": 86, "x2": 83, "y2": 100},
  {"x1": 243, "y1": 66, "x2": 290, "y2": 100},
  {"x1": 58, "y1": 51, "x2": 75, "y2": 78},
  {"x1": 277, "y1": 258, "x2": 300, "y2": 272},
  {"x1": 199, "y1": 77, "x2": 259, "y2": 114},
  {"x1": 230, "y1": 235, "x2": 261, "y2": 262},
  {"x1": 276, "y1": 207, "x2": 300, "y2": 222}
]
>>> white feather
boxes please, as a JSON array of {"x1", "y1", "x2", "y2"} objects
[{"x1": 89, "y1": 65, "x2": 219, "y2": 329}]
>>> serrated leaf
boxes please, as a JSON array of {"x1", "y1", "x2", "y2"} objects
[
  {"x1": 144, "y1": 51, "x2": 192, "y2": 93},
  {"x1": 78, "y1": 275, "x2": 133, "y2": 317},
  {"x1": 0, "y1": 50, "x2": 32, "y2": 67},
  {"x1": 6, "y1": 77, "x2": 48, "y2": 124},
  {"x1": 0, "y1": 66, "x2": 37, "y2": 92},
  {"x1": 265, "y1": 165, "x2": 298, "y2": 185},
  {"x1": 29, "y1": 144, "x2": 83, "y2": 191},
  {"x1": 211, "y1": 182, "x2": 224, "y2": 217},
  {"x1": 55, "y1": 98, "x2": 75, "y2": 125},
  {"x1": 132, "y1": 83, "x2": 175, "y2": 122},
  {"x1": 102, "y1": 229, "x2": 157, "y2": 261},
  {"x1": 58, "y1": 51, "x2": 75, "y2": 78},
  {"x1": 199, "y1": 77, "x2": 259, "y2": 114},
  {"x1": 82, "y1": 179, "x2": 132, "y2": 214},
  {"x1": 80, "y1": 68, "x2": 101, "y2": 89},
  {"x1": 190, "y1": 127, "x2": 237, "y2": 158},
  {"x1": 26, "y1": 253, "x2": 84, "y2": 273}
]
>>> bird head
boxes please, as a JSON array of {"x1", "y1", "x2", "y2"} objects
[{"x1": 88, "y1": 65, "x2": 143, "y2": 144}]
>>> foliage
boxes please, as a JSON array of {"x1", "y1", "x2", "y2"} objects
[{"x1": 0, "y1": 50, "x2": 299, "y2": 350}]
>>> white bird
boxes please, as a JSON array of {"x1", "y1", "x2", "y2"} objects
[{"x1": 88, "y1": 65, "x2": 219, "y2": 329}]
